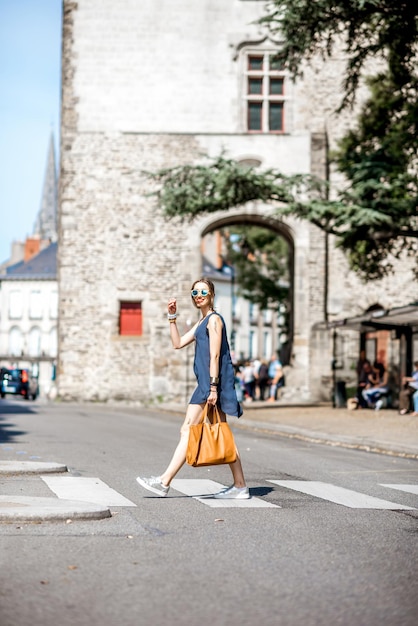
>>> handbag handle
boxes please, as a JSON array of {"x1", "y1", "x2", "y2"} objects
[{"x1": 200, "y1": 402, "x2": 221, "y2": 425}]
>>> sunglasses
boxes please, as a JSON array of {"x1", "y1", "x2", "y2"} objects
[{"x1": 191, "y1": 289, "x2": 210, "y2": 298}]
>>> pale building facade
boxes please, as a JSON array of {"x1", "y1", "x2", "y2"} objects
[
  {"x1": 58, "y1": 0, "x2": 417, "y2": 403},
  {"x1": 0, "y1": 134, "x2": 59, "y2": 397},
  {"x1": 0, "y1": 243, "x2": 58, "y2": 397}
]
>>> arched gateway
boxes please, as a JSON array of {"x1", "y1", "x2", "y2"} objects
[
  {"x1": 194, "y1": 207, "x2": 327, "y2": 402},
  {"x1": 200, "y1": 211, "x2": 295, "y2": 363}
]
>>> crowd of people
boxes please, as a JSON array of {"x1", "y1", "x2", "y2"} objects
[{"x1": 233, "y1": 355, "x2": 285, "y2": 403}]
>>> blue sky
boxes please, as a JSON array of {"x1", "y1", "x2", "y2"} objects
[{"x1": 0, "y1": 0, "x2": 62, "y2": 263}]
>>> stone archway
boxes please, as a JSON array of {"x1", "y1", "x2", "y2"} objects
[
  {"x1": 199, "y1": 212, "x2": 295, "y2": 365},
  {"x1": 178, "y1": 204, "x2": 326, "y2": 402}
]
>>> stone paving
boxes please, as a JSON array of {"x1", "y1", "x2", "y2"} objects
[{"x1": 235, "y1": 401, "x2": 418, "y2": 459}]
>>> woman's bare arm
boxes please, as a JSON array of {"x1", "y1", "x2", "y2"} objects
[
  {"x1": 170, "y1": 323, "x2": 197, "y2": 349},
  {"x1": 206, "y1": 314, "x2": 222, "y2": 405},
  {"x1": 168, "y1": 297, "x2": 197, "y2": 349},
  {"x1": 207, "y1": 314, "x2": 222, "y2": 379}
]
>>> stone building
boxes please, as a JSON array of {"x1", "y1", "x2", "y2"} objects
[
  {"x1": 58, "y1": 0, "x2": 417, "y2": 404},
  {"x1": 0, "y1": 242, "x2": 58, "y2": 396}
]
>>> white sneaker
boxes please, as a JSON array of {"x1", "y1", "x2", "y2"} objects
[
  {"x1": 213, "y1": 485, "x2": 250, "y2": 499},
  {"x1": 375, "y1": 399, "x2": 384, "y2": 411},
  {"x1": 136, "y1": 476, "x2": 169, "y2": 497}
]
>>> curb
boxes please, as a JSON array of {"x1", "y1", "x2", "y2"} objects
[
  {"x1": 0, "y1": 461, "x2": 68, "y2": 475},
  {"x1": 0, "y1": 461, "x2": 112, "y2": 522},
  {"x1": 0, "y1": 496, "x2": 111, "y2": 522}
]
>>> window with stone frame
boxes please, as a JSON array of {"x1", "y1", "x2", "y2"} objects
[
  {"x1": 9, "y1": 290, "x2": 23, "y2": 319},
  {"x1": 29, "y1": 290, "x2": 42, "y2": 319},
  {"x1": 9, "y1": 326, "x2": 23, "y2": 356},
  {"x1": 244, "y1": 52, "x2": 286, "y2": 133},
  {"x1": 28, "y1": 326, "x2": 42, "y2": 357},
  {"x1": 119, "y1": 301, "x2": 142, "y2": 336}
]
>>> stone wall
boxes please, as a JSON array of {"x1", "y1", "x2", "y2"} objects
[{"x1": 58, "y1": 0, "x2": 417, "y2": 404}]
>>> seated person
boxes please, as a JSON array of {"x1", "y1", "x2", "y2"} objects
[
  {"x1": 413, "y1": 390, "x2": 418, "y2": 417},
  {"x1": 356, "y1": 361, "x2": 373, "y2": 408},
  {"x1": 399, "y1": 361, "x2": 418, "y2": 415},
  {"x1": 362, "y1": 361, "x2": 389, "y2": 410}
]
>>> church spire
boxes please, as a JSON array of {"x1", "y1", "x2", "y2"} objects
[{"x1": 33, "y1": 132, "x2": 58, "y2": 242}]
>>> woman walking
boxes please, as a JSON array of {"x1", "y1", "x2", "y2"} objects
[{"x1": 136, "y1": 277, "x2": 249, "y2": 499}]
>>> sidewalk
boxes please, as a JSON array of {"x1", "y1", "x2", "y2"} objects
[
  {"x1": 239, "y1": 402, "x2": 418, "y2": 458},
  {"x1": 159, "y1": 401, "x2": 418, "y2": 459}
]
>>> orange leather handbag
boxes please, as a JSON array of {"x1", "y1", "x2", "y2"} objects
[{"x1": 186, "y1": 403, "x2": 237, "y2": 467}]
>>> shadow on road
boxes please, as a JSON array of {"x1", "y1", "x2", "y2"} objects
[
  {"x1": 0, "y1": 421, "x2": 27, "y2": 444},
  {"x1": 0, "y1": 402, "x2": 37, "y2": 416},
  {"x1": 249, "y1": 486, "x2": 275, "y2": 497},
  {"x1": 0, "y1": 400, "x2": 33, "y2": 442}
]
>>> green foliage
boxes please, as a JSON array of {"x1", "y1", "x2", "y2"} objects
[
  {"x1": 149, "y1": 153, "x2": 417, "y2": 281},
  {"x1": 148, "y1": 156, "x2": 296, "y2": 220},
  {"x1": 336, "y1": 75, "x2": 418, "y2": 178},
  {"x1": 333, "y1": 73, "x2": 418, "y2": 279},
  {"x1": 259, "y1": 2, "x2": 418, "y2": 280},
  {"x1": 260, "y1": 0, "x2": 418, "y2": 104}
]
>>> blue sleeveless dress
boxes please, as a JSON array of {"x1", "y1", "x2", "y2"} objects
[{"x1": 189, "y1": 312, "x2": 242, "y2": 418}]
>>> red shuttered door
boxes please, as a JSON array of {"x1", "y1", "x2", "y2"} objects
[{"x1": 120, "y1": 302, "x2": 142, "y2": 336}]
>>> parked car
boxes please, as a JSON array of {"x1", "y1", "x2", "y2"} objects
[{"x1": 0, "y1": 368, "x2": 39, "y2": 400}]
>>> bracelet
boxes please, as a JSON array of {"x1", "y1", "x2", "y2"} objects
[
  {"x1": 169, "y1": 319, "x2": 177, "y2": 324},
  {"x1": 210, "y1": 377, "x2": 219, "y2": 385},
  {"x1": 167, "y1": 313, "x2": 178, "y2": 320}
]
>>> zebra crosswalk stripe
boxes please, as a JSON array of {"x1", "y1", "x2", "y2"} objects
[
  {"x1": 268, "y1": 480, "x2": 416, "y2": 510},
  {"x1": 380, "y1": 484, "x2": 418, "y2": 496},
  {"x1": 42, "y1": 476, "x2": 137, "y2": 507},
  {"x1": 40, "y1": 476, "x2": 418, "y2": 511},
  {"x1": 171, "y1": 479, "x2": 279, "y2": 508}
]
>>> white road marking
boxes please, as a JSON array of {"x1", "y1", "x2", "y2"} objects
[
  {"x1": 380, "y1": 484, "x2": 418, "y2": 496},
  {"x1": 268, "y1": 480, "x2": 416, "y2": 510},
  {"x1": 42, "y1": 476, "x2": 137, "y2": 507},
  {"x1": 171, "y1": 479, "x2": 279, "y2": 508}
]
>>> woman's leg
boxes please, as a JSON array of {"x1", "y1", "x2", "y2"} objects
[
  {"x1": 159, "y1": 405, "x2": 247, "y2": 493},
  {"x1": 268, "y1": 383, "x2": 277, "y2": 401},
  {"x1": 160, "y1": 403, "x2": 204, "y2": 486},
  {"x1": 214, "y1": 408, "x2": 247, "y2": 488},
  {"x1": 228, "y1": 451, "x2": 247, "y2": 488},
  {"x1": 363, "y1": 388, "x2": 377, "y2": 407}
]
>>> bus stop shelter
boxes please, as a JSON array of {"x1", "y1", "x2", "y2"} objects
[{"x1": 317, "y1": 302, "x2": 418, "y2": 407}]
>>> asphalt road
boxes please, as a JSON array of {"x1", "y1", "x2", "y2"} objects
[{"x1": 1, "y1": 399, "x2": 418, "y2": 626}]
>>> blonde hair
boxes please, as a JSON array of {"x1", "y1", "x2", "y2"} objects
[{"x1": 191, "y1": 277, "x2": 215, "y2": 310}]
